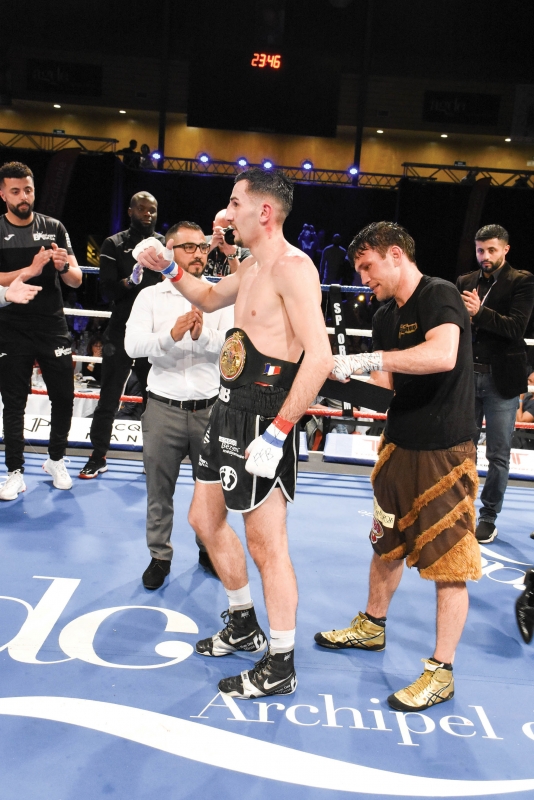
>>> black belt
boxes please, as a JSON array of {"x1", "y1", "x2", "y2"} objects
[
  {"x1": 148, "y1": 391, "x2": 217, "y2": 410},
  {"x1": 473, "y1": 362, "x2": 491, "y2": 374}
]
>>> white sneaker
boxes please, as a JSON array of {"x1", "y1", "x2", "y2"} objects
[
  {"x1": 42, "y1": 458, "x2": 73, "y2": 490},
  {"x1": 0, "y1": 470, "x2": 27, "y2": 501}
]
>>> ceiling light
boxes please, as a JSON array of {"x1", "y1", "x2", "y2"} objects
[
  {"x1": 441, "y1": 134, "x2": 448, "y2": 138},
  {"x1": 119, "y1": 110, "x2": 126, "y2": 114},
  {"x1": 53, "y1": 104, "x2": 61, "y2": 109},
  {"x1": 505, "y1": 138, "x2": 512, "y2": 142},
  {"x1": 376, "y1": 130, "x2": 384, "y2": 134}
]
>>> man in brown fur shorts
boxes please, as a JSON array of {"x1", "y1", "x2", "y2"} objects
[{"x1": 315, "y1": 221, "x2": 481, "y2": 712}]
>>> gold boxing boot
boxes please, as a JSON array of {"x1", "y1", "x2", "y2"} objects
[
  {"x1": 387, "y1": 658, "x2": 454, "y2": 711},
  {"x1": 314, "y1": 612, "x2": 385, "y2": 651}
]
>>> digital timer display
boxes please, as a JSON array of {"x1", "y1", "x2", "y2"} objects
[{"x1": 251, "y1": 53, "x2": 281, "y2": 69}]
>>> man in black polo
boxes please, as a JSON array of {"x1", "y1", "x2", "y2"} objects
[
  {"x1": 79, "y1": 192, "x2": 164, "y2": 479},
  {"x1": 457, "y1": 225, "x2": 534, "y2": 543},
  {"x1": 0, "y1": 160, "x2": 83, "y2": 500}
]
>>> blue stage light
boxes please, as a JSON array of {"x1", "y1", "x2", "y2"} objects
[
  {"x1": 152, "y1": 151, "x2": 162, "y2": 161},
  {"x1": 302, "y1": 160, "x2": 313, "y2": 170},
  {"x1": 198, "y1": 153, "x2": 210, "y2": 163},
  {"x1": 348, "y1": 166, "x2": 358, "y2": 175},
  {"x1": 237, "y1": 157, "x2": 248, "y2": 167},
  {"x1": 262, "y1": 159, "x2": 273, "y2": 170}
]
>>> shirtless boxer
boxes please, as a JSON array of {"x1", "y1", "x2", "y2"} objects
[{"x1": 136, "y1": 168, "x2": 333, "y2": 698}]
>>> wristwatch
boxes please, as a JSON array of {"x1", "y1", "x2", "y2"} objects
[
  {"x1": 227, "y1": 246, "x2": 241, "y2": 261},
  {"x1": 59, "y1": 262, "x2": 70, "y2": 274}
]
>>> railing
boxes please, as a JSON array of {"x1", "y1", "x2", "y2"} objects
[
  {"x1": 0, "y1": 128, "x2": 118, "y2": 153},
  {"x1": 157, "y1": 156, "x2": 401, "y2": 188},
  {"x1": 402, "y1": 162, "x2": 534, "y2": 188}
]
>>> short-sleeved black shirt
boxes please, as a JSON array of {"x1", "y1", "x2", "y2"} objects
[
  {"x1": 372, "y1": 275, "x2": 476, "y2": 450},
  {"x1": 0, "y1": 213, "x2": 73, "y2": 338}
]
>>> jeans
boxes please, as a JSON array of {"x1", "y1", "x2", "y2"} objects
[{"x1": 473, "y1": 372, "x2": 519, "y2": 522}]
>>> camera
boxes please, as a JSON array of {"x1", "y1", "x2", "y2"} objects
[{"x1": 222, "y1": 226, "x2": 235, "y2": 245}]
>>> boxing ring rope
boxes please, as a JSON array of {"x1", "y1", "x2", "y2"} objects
[{"x1": 49, "y1": 278, "x2": 534, "y2": 427}]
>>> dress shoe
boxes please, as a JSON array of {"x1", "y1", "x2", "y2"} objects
[
  {"x1": 198, "y1": 550, "x2": 220, "y2": 580},
  {"x1": 142, "y1": 558, "x2": 170, "y2": 590},
  {"x1": 516, "y1": 569, "x2": 534, "y2": 644}
]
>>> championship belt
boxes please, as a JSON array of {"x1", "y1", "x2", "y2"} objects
[
  {"x1": 219, "y1": 330, "x2": 246, "y2": 382},
  {"x1": 219, "y1": 328, "x2": 302, "y2": 390}
]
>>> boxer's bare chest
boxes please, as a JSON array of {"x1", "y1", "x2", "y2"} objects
[{"x1": 233, "y1": 263, "x2": 300, "y2": 361}]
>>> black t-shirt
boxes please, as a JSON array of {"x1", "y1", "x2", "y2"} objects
[
  {"x1": 372, "y1": 275, "x2": 476, "y2": 450},
  {"x1": 0, "y1": 213, "x2": 73, "y2": 337},
  {"x1": 98, "y1": 227, "x2": 165, "y2": 336}
]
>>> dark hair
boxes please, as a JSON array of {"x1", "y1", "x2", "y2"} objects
[
  {"x1": 0, "y1": 161, "x2": 34, "y2": 186},
  {"x1": 234, "y1": 167, "x2": 293, "y2": 220},
  {"x1": 475, "y1": 224, "x2": 509, "y2": 244},
  {"x1": 166, "y1": 220, "x2": 204, "y2": 242},
  {"x1": 348, "y1": 221, "x2": 416, "y2": 263}
]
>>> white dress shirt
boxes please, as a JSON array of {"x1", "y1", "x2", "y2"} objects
[{"x1": 125, "y1": 277, "x2": 234, "y2": 401}]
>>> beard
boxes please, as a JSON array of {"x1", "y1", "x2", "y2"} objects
[
  {"x1": 131, "y1": 217, "x2": 156, "y2": 236},
  {"x1": 9, "y1": 200, "x2": 34, "y2": 220},
  {"x1": 479, "y1": 255, "x2": 504, "y2": 275},
  {"x1": 188, "y1": 260, "x2": 205, "y2": 278}
]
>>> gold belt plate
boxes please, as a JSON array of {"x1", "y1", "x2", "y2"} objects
[{"x1": 219, "y1": 331, "x2": 246, "y2": 381}]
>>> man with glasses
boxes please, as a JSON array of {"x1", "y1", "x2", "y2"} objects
[
  {"x1": 125, "y1": 221, "x2": 233, "y2": 588},
  {"x1": 79, "y1": 192, "x2": 165, "y2": 480}
]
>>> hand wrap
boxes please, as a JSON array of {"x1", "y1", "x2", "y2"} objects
[{"x1": 332, "y1": 352, "x2": 383, "y2": 381}]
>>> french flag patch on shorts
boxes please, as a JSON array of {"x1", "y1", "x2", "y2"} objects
[{"x1": 263, "y1": 363, "x2": 281, "y2": 376}]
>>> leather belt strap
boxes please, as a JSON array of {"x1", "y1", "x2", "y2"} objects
[{"x1": 148, "y1": 391, "x2": 217, "y2": 410}]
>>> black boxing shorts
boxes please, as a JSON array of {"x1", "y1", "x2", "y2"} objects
[{"x1": 196, "y1": 383, "x2": 299, "y2": 513}]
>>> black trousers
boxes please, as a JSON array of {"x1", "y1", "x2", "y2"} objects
[
  {"x1": 0, "y1": 333, "x2": 74, "y2": 473},
  {"x1": 89, "y1": 329, "x2": 150, "y2": 460}
]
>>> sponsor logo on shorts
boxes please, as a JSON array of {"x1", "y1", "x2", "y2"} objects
[
  {"x1": 370, "y1": 517, "x2": 384, "y2": 544},
  {"x1": 399, "y1": 322, "x2": 418, "y2": 338},
  {"x1": 198, "y1": 456, "x2": 208, "y2": 468},
  {"x1": 373, "y1": 497, "x2": 395, "y2": 528},
  {"x1": 203, "y1": 426, "x2": 211, "y2": 444},
  {"x1": 33, "y1": 232, "x2": 56, "y2": 241},
  {"x1": 220, "y1": 465, "x2": 238, "y2": 491},
  {"x1": 54, "y1": 346, "x2": 72, "y2": 357},
  {"x1": 219, "y1": 436, "x2": 244, "y2": 459}
]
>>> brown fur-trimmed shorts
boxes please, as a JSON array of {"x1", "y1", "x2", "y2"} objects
[{"x1": 369, "y1": 439, "x2": 482, "y2": 582}]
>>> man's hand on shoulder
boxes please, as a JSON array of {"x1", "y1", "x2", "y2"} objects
[{"x1": 5, "y1": 275, "x2": 42, "y2": 305}]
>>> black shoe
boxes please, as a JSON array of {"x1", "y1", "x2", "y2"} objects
[
  {"x1": 530, "y1": 532, "x2": 534, "y2": 540},
  {"x1": 475, "y1": 520, "x2": 498, "y2": 543},
  {"x1": 196, "y1": 605, "x2": 267, "y2": 657},
  {"x1": 79, "y1": 456, "x2": 108, "y2": 479},
  {"x1": 198, "y1": 550, "x2": 220, "y2": 580},
  {"x1": 516, "y1": 569, "x2": 534, "y2": 644},
  {"x1": 218, "y1": 648, "x2": 297, "y2": 698},
  {"x1": 142, "y1": 557, "x2": 171, "y2": 590}
]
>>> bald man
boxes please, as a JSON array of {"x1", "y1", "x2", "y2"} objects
[
  {"x1": 206, "y1": 208, "x2": 251, "y2": 277},
  {"x1": 79, "y1": 192, "x2": 165, "y2": 479}
]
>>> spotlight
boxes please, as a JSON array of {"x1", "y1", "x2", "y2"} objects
[
  {"x1": 348, "y1": 166, "x2": 358, "y2": 175},
  {"x1": 357, "y1": 294, "x2": 365, "y2": 302},
  {"x1": 301, "y1": 159, "x2": 313, "y2": 170},
  {"x1": 237, "y1": 157, "x2": 248, "y2": 167},
  {"x1": 262, "y1": 159, "x2": 273, "y2": 170},
  {"x1": 441, "y1": 134, "x2": 448, "y2": 138},
  {"x1": 152, "y1": 151, "x2": 162, "y2": 161},
  {"x1": 505, "y1": 138, "x2": 512, "y2": 142},
  {"x1": 376, "y1": 130, "x2": 383, "y2": 134},
  {"x1": 53, "y1": 104, "x2": 61, "y2": 109},
  {"x1": 119, "y1": 110, "x2": 126, "y2": 114},
  {"x1": 198, "y1": 153, "x2": 210, "y2": 164}
]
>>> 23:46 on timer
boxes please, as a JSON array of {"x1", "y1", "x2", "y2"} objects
[{"x1": 251, "y1": 53, "x2": 281, "y2": 69}]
